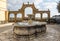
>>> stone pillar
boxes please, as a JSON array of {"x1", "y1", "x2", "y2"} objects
[
  {"x1": 15, "y1": 13, "x2": 17, "y2": 22},
  {"x1": 41, "y1": 13, "x2": 42, "y2": 21},
  {"x1": 8, "y1": 12, "x2": 10, "y2": 22},
  {"x1": 48, "y1": 12, "x2": 50, "y2": 19},
  {"x1": 33, "y1": 11, "x2": 35, "y2": 20},
  {"x1": 21, "y1": 10, "x2": 24, "y2": 20},
  {"x1": 5, "y1": 11, "x2": 9, "y2": 22},
  {"x1": 34, "y1": 14, "x2": 35, "y2": 20}
]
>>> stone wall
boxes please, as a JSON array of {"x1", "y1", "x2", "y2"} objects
[{"x1": 0, "y1": 0, "x2": 7, "y2": 21}]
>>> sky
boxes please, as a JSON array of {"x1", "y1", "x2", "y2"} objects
[{"x1": 7, "y1": 0, "x2": 60, "y2": 17}]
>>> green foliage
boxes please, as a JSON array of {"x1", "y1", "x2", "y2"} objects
[{"x1": 57, "y1": 1, "x2": 60, "y2": 13}]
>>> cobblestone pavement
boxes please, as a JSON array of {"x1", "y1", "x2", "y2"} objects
[{"x1": 0, "y1": 24, "x2": 60, "y2": 41}]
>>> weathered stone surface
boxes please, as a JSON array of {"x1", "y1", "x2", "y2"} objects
[{"x1": 13, "y1": 22, "x2": 46, "y2": 35}]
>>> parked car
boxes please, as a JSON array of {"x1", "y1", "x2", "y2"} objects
[{"x1": 46, "y1": 15, "x2": 60, "y2": 24}]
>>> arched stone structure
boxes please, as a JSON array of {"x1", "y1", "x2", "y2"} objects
[
  {"x1": 24, "y1": 7, "x2": 33, "y2": 17},
  {"x1": 5, "y1": 3, "x2": 50, "y2": 22}
]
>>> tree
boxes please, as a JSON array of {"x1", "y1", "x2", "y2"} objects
[{"x1": 57, "y1": 1, "x2": 60, "y2": 13}]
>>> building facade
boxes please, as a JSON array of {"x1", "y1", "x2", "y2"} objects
[{"x1": 0, "y1": 0, "x2": 7, "y2": 21}]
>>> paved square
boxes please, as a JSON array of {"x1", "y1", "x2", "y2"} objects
[{"x1": 0, "y1": 24, "x2": 60, "y2": 41}]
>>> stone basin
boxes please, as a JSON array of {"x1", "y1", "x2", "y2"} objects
[{"x1": 13, "y1": 21, "x2": 47, "y2": 36}]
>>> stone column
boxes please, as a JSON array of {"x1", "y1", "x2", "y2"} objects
[
  {"x1": 48, "y1": 12, "x2": 50, "y2": 19},
  {"x1": 8, "y1": 12, "x2": 10, "y2": 22},
  {"x1": 41, "y1": 13, "x2": 42, "y2": 21},
  {"x1": 15, "y1": 13, "x2": 17, "y2": 22},
  {"x1": 22, "y1": 10, "x2": 24, "y2": 20},
  {"x1": 33, "y1": 11, "x2": 35, "y2": 20},
  {"x1": 5, "y1": 11, "x2": 9, "y2": 22}
]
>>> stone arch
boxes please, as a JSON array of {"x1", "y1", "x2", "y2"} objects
[
  {"x1": 20, "y1": 3, "x2": 37, "y2": 11},
  {"x1": 18, "y1": 3, "x2": 38, "y2": 18},
  {"x1": 16, "y1": 13, "x2": 22, "y2": 18},
  {"x1": 35, "y1": 13, "x2": 41, "y2": 21},
  {"x1": 42, "y1": 13, "x2": 48, "y2": 19},
  {"x1": 9, "y1": 13, "x2": 15, "y2": 18},
  {"x1": 9, "y1": 13, "x2": 15, "y2": 22},
  {"x1": 35, "y1": 13, "x2": 41, "y2": 19},
  {"x1": 5, "y1": 3, "x2": 50, "y2": 22},
  {"x1": 24, "y1": 7, "x2": 33, "y2": 17},
  {"x1": 16, "y1": 13, "x2": 22, "y2": 22},
  {"x1": 34, "y1": 11, "x2": 50, "y2": 21}
]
